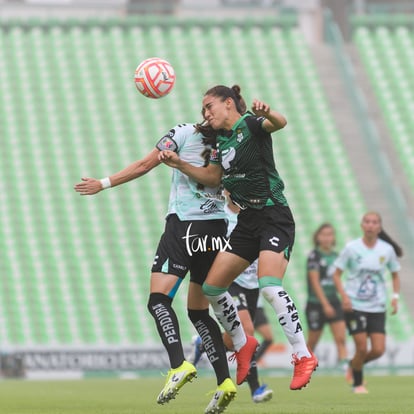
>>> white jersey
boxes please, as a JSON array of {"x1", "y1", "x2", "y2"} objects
[
  {"x1": 156, "y1": 124, "x2": 226, "y2": 221},
  {"x1": 225, "y1": 205, "x2": 259, "y2": 290},
  {"x1": 334, "y1": 238, "x2": 401, "y2": 313}
]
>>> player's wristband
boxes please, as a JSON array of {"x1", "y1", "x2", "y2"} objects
[
  {"x1": 100, "y1": 177, "x2": 111, "y2": 190},
  {"x1": 392, "y1": 293, "x2": 400, "y2": 300}
]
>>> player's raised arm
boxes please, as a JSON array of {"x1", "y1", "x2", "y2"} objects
[
  {"x1": 251, "y1": 99, "x2": 287, "y2": 133},
  {"x1": 158, "y1": 150, "x2": 223, "y2": 187},
  {"x1": 74, "y1": 148, "x2": 161, "y2": 195}
]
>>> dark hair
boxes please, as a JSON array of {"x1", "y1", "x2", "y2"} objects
[
  {"x1": 204, "y1": 84, "x2": 246, "y2": 114},
  {"x1": 195, "y1": 121, "x2": 217, "y2": 147},
  {"x1": 362, "y1": 211, "x2": 403, "y2": 257},
  {"x1": 378, "y1": 229, "x2": 403, "y2": 257},
  {"x1": 313, "y1": 223, "x2": 335, "y2": 247},
  {"x1": 362, "y1": 210, "x2": 403, "y2": 257},
  {"x1": 194, "y1": 121, "x2": 217, "y2": 190}
]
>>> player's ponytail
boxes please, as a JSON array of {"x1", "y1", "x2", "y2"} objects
[
  {"x1": 362, "y1": 211, "x2": 403, "y2": 257},
  {"x1": 378, "y1": 229, "x2": 403, "y2": 257},
  {"x1": 231, "y1": 85, "x2": 247, "y2": 114}
]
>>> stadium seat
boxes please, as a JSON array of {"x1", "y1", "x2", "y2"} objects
[{"x1": 0, "y1": 16, "x2": 411, "y2": 347}]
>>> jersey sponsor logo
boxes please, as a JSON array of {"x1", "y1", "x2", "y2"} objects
[
  {"x1": 249, "y1": 198, "x2": 262, "y2": 204},
  {"x1": 221, "y1": 147, "x2": 236, "y2": 170},
  {"x1": 277, "y1": 290, "x2": 303, "y2": 334},
  {"x1": 151, "y1": 303, "x2": 179, "y2": 344},
  {"x1": 200, "y1": 199, "x2": 220, "y2": 214},
  {"x1": 182, "y1": 223, "x2": 232, "y2": 256},
  {"x1": 357, "y1": 275, "x2": 378, "y2": 300},
  {"x1": 223, "y1": 173, "x2": 245, "y2": 179},
  {"x1": 217, "y1": 295, "x2": 241, "y2": 332},
  {"x1": 269, "y1": 236, "x2": 280, "y2": 247},
  {"x1": 172, "y1": 263, "x2": 187, "y2": 271},
  {"x1": 195, "y1": 192, "x2": 225, "y2": 201},
  {"x1": 194, "y1": 320, "x2": 219, "y2": 364}
]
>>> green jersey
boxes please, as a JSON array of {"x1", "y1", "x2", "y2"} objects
[
  {"x1": 209, "y1": 113, "x2": 288, "y2": 209},
  {"x1": 306, "y1": 249, "x2": 339, "y2": 304}
]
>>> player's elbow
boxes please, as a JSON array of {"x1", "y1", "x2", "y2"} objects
[
  {"x1": 210, "y1": 178, "x2": 222, "y2": 187},
  {"x1": 207, "y1": 171, "x2": 222, "y2": 187}
]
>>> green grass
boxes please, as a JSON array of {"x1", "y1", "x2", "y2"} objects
[{"x1": 0, "y1": 375, "x2": 412, "y2": 414}]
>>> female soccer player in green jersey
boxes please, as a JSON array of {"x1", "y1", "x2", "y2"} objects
[
  {"x1": 305, "y1": 223, "x2": 347, "y2": 368},
  {"x1": 333, "y1": 211, "x2": 402, "y2": 394},
  {"x1": 159, "y1": 84, "x2": 318, "y2": 390},
  {"x1": 74, "y1": 123, "x2": 237, "y2": 413}
]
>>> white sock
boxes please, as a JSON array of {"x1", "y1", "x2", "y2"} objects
[
  {"x1": 205, "y1": 291, "x2": 246, "y2": 351},
  {"x1": 261, "y1": 285, "x2": 311, "y2": 358}
]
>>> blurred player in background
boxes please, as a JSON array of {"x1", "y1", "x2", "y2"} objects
[
  {"x1": 188, "y1": 191, "x2": 273, "y2": 403},
  {"x1": 333, "y1": 211, "x2": 402, "y2": 394},
  {"x1": 74, "y1": 122, "x2": 236, "y2": 413},
  {"x1": 305, "y1": 223, "x2": 347, "y2": 369},
  {"x1": 254, "y1": 294, "x2": 274, "y2": 364},
  {"x1": 159, "y1": 84, "x2": 318, "y2": 390}
]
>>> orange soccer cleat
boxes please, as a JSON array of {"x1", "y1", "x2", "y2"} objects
[{"x1": 290, "y1": 351, "x2": 318, "y2": 390}]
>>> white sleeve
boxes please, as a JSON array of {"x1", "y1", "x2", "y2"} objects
[
  {"x1": 334, "y1": 244, "x2": 351, "y2": 271},
  {"x1": 387, "y1": 247, "x2": 401, "y2": 273},
  {"x1": 155, "y1": 124, "x2": 193, "y2": 153}
]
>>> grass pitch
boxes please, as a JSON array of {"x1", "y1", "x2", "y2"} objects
[{"x1": 0, "y1": 374, "x2": 412, "y2": 414}]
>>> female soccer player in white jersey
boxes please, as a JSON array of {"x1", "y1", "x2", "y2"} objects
[
  {"x1": 333, "y1": 211, "x2": 402, "y2": 394},
  {"x1": 159, "y1": 84, "x2": 318, "y2": 390},
  {"x1": 74, "y1": 123, "x2": 237, "y2": 413}
]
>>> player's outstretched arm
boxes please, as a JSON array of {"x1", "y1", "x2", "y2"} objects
[
  {"x1": 74, "y1": 148, "x2": 161, "y2": 195},
  {"x1": 158, "y1": 150, "x2": 222, "y2": 187},
  {"x1": 251, "y1": 99, "x2": 287, "y2": 133}
]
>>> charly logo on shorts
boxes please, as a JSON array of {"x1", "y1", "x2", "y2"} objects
[
  {"x1": 182, "y1": 223, "x2": 232, "y2": 256},
  {"x1": 269, "y1": 236, "x2": 280, "y2": 247}
]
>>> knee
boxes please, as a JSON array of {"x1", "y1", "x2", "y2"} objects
[
  {"x1": 371, "y1": 345, "x2": 386, "y2": 360},
  {"x1": 147, "y1": 292, "x2": 171, "y2": 312},
  {"x1": 202, "y1": 283, "x2": 227, "y2": 297},
  {"x1": 335, "y1": 335, "x2": 346, "y2": 346},
  {"x1": 354, "y1": 344, "x2": 368, "y2": 358}
]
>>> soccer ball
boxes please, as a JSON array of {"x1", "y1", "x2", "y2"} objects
[{"x1": 134, "y1": 57, "x2": 176, "y2": 99}]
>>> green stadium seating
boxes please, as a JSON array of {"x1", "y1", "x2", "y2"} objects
[
  {"x1": 353, "y1": 24, "x2": 414, "y2": 193},
  {"x1": 0, "y1": 17, "x2": 412, "y2": 347}
]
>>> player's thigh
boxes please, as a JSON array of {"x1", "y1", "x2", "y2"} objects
[
  {"x1": 352, "y1": 331, "x2": 369, "y2": 353},
  {"x1": 369, "y1": 332, "x2": 386, "y2": 354},
  {"x1": 204, "y1": 251, "x2": 250, "y2": 288},
  {"x1": 188, "y1": 218, "x2": 228, "y2": 285},
  {"x1": 306, "y1": 302, "x2": 325, "y2": 331},
  {"x1": 150, "y1": 272, "x2": 182, "y2": 295},
  {"x1": 257, "y1": 250, "x2": 289, "y2": 278}
]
